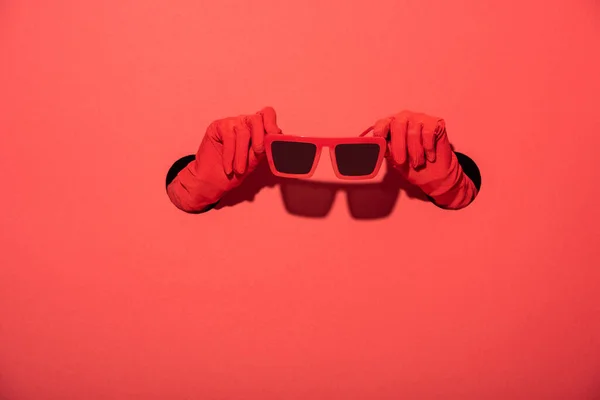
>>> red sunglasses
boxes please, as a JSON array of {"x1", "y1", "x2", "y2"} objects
[{"x1": 264, "y1": 126, "x2": 386, "y2": 180}]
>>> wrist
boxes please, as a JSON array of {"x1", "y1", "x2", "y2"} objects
[{"x1": 428, "y1": 172, "x2": 477, "y2": 210}]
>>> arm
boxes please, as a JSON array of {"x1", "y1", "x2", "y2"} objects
[
  {"x1": 372, "y1": 111, "x2": 482, "y2": 211},
  {"x1": 165, "y1": 155, "x2": 221, "y2": 214},
  {"x1": 165, "y1": 106, "x2": 283, "y2": 214},
  {"x1": 425, "y1": 151, "x2": 481, "y2": 210}
]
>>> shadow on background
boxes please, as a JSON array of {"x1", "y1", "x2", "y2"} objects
[{"x1": 216, "y1": 158, "x2": 429, "y2": 219}]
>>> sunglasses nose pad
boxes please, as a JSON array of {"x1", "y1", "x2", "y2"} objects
[{"x1": 309, "y1": 148, "x2": 338, "y2": 182}]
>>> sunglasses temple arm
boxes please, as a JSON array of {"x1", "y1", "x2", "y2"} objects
[{"x1": 359, "y1": 126, "x2": 375, "y2": 137}]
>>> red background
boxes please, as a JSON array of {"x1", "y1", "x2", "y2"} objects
[{"x1": 1, "y1": 0, "x2": 600, "y2": 398}]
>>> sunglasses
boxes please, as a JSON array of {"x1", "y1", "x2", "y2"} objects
[{"x1": 264, "y1": 126, "x2": 385, "y2": 180}]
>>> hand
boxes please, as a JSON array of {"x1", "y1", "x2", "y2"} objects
[
  {"x1": 168, "y1": 107, "x2": 282, "y2": 212},
  {"x1": 373, "y1": 110, "x2": 476, "y2": 208}
]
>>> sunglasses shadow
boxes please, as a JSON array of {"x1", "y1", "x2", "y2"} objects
[{"x1": 215, "y1": 158, "x2": 429, "y2": 220}]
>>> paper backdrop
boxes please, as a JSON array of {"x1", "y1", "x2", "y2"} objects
[{"x1": 1, "y1": 0, "x2": 599, "y2": 399}]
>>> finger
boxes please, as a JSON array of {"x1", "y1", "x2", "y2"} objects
[
  {"x1": 258, "y1": 106, "x2": 282, "y2": 136},
  {"x1": 206, "y1": 121, "x2": 219, "y2": 140},
  {"x1": 390, "y1": 116, "x2": 408, "y2": 165},
  {"x1": 407, "y1": 119, "x2": 425, "y2": 168},
  {"x1": 218, "y1": 121, "x2": 235, "y2": 176},
  {"x1": 422, "y1": 121, "x2": 437, "y2": 163},
  {"x1": 247, "y1": 148, "x2": 260, "y2": 171},
  {"x1": 436, "y1": 118, "x2": 446, "y2": 136},
  {"x1": 372, "y1": 118, "x2": 391, "y2": 139},
  {"x1": 247, "y1": 114, "x2": 266, "y2": 154},
  {"x1": 233, "y1": 122, "x2": 251, "y2": 175}
]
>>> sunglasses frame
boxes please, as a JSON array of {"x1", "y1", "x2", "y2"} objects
[{"x1": 264, "y1": 127, "x2": 386, "y2": 180}]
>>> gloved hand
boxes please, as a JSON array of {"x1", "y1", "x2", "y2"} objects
[
  {"x1": 167, "y1": 106, "x2": 282, "y2": 212},
  {"x1": 372, "y1": 110, "x2": 478, "y2": 209}
]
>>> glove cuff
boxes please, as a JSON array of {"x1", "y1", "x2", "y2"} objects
[
  {"x1": 422, "y1": 152, "x2": 479, "y2": 210},
  {"x1": 167, "y1": 159, "x2": 225, "y2": 213}
]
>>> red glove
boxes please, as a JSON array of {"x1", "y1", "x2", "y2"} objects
[
  {"x1": 167, "y1": 107, "x2": 282, "y2": 212},
  {"x1": 373, "y1": 110, "x2": 478, "y2": 209}
]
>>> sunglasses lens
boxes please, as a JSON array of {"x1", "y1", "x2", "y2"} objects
[
  {"x1": 271, "y1": 141, "x2": 317, "y2": 174},
  {"x1": 334, "y1": 143, "x2": 381, "y2": 176}
]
